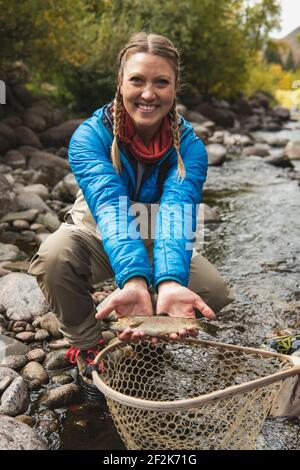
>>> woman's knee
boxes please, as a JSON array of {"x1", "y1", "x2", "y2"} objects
[{"x1": 189, "y1": 254, "x2": 234, "y2": 313}]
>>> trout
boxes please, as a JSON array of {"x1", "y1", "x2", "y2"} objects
[{"x1": 104, "y1": 314, "x2": 219, "y2": 337}]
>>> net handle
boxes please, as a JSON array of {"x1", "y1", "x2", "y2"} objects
[{"x1": 92, "y1": 338, "x2": 300, "y2": 412}]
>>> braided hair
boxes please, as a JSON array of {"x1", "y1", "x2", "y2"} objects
[{"x1": 111, "y1": 32, "x2": 185, "y2": 180}]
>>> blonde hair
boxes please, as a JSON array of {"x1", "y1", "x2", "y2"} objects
[{"x1": 111, "y1": 32, "x2": 185, "y2": 180}]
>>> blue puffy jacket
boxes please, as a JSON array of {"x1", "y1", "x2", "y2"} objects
[{"x1": 68, "y1": 103, "x2": 208, "y2": 290}]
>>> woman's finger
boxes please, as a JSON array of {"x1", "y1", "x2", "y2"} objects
[
  {"x1": 95, "y1": 298, "x2": 117, "y2": 319},
  {"x1": 187, "y1": 327, "x2": 198, "y2": 337},
  {"x1": 194, "y1": 298, "x2": 216, "y2": 320},
  {"x1": 169, "y1": 332, "x2": 179, "y2": 341},
  {"x1": 118, "y1": 327, "x2": 133, "y2": 341}
]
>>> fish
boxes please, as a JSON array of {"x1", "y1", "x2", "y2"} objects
[{"x1": 103, "y1": 314, "x2": 219, "y2": 338}]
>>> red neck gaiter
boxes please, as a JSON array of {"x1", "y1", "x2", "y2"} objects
[{"x1": 112, "y1": 104, "x2": 173, "y2": 164}]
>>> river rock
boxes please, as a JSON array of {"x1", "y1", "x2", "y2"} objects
[
  {"x1": 264, "y1": 153, "x2": 294, "y2": 168},
  {"x1": 63, "y1": 172, "x2": 79, "y2": 199},
  {"x1": 43, "y1": 350, "x2": 69, "y2": 371},
  {"x1": 0, "y1": 273, "x2": 50, "y2": 321},
  {"x1": 191, "y1": 123, "x2": 210, "y2": 139},
  {"x1": 0, "y1": 335, "x2": 29, "y2": 357},
  {"x1": 16, "y1": 192, "x2": 52, "y2": 213},
  {"x1": 15, "y1": 415, "x2": 36, "y2": 427},
  {"x1": 12, "y1": 220, "x2": 30, "y2": 231},
  {"x1": 15, "y1": 332, "x2": 35, "y2": 343},
  {"x1": 186, "y1": 110, "x2": 207, "y2": 124},
  {"x1": 3, "y1": 150, "x2": 26, "y2": 169},
  {"x1": 39, "y1": 119, "x2": 84, "y2": 147},
  {"x1": 15, "y1": 126, "x2": 42, "y2": 148},
  {"x1": 268, "y1": 137, "x2": 289, "y2": 148},
  {"x1": 196, "y1": 103, "x2": 234, "y2": 128},
  {"x1": 1, "y1": 208, "x2": 39, "y2": 223},
  {"x1": 0, "y1": 415, "x2": 48, "y2": 449},
  {"x1": 243, "y1": 144, "x2": 270, "y2": 157},
  {"x1": 28, "y1": 150, "x2": 70, "y2": 185},
  {"x1": 39, "y1": 383, "x2": 80, "y2": 409},
  {"x1": 273, "y1": 106, "x2": 290, "y2": 121},
  {"x1": 176, "y1": 103, "x2": 188, "y2": 117},
  {"x1": 51, "y1": 372, "x2": 73, "y2": 385},
  {"x1": 0, "y1": 242, "x2": 27, "y2": 262},
  {"x1": 284, "y1": 141, "x2": 300, "y2": 160},
  {"x1": 0, "y1": 355, "x2": 27, "y2": 370},
  {"x1": 34, "y1": 329, "x2": 50, "y2": 341},
  {"x1": 48, "y1": 338, "x2": 70, "y2": 350},
  {"x1": 206, "y1": 143, "x2": 227, "y2": 166},
  {"x1": 204, "y1": 204, "x2": 221, "y2": 223},
  {"x1": 21, "y1": 184, "x2": 49, "y2": 200},
  {"x1": 36, "y1": 212, "x2": 60, "y2": 232},
  {"x1": 22, "y1": 107, "x2": 48, "y2": 133},
  {"x1": 21, "y1": 361, "x2": 49, "y2": 384},
  {"x1": 0, "y1": 123, "x2": 17, "y2": 154},
  {"x1": 0, "y1": 367, "x2": 19, "y2": 382},
  {"x1": 0, "y1": 174, "x2": 18, "y2": 218},
  {"x1": 0, "y1": 376, "x2": 13, "y2": 393},
  {"x1": 0, "y1": 376, "x2": 29, "y2": 416},
  {"x1": 26, "y1": 348, "x2": 46, "y2": 363},
  {"x1": 40, "y1": 312, "x2": 62, "y2": 339}
]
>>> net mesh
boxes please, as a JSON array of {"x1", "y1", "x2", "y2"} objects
[{"x1": 95, "y1": 339, "x2": 291, "y2": 450}]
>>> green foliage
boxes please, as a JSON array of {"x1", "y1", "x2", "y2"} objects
[{"x1": 0, "y1": 0, "x2": 281, "y2": 111}]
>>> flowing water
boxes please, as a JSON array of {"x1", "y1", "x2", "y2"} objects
[{"x1": 45, "y1": 120, "x2": 300, "y2": 450}]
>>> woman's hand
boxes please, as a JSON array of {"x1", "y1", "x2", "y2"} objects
[
  {"x1": 156, "y1": 281, "x2": 216, "y2": 341},
  {"x1": 95, "y1": 277, "x2": 153, "y2": 342}
]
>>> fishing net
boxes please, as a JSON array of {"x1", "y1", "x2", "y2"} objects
[{"x1": 92, "y1": 338, "x2": 300, "y2": 450}]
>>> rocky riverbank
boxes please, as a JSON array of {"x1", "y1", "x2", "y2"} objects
[{"x1": 0, "y1": 84, "x2": 300, "y2": 449}]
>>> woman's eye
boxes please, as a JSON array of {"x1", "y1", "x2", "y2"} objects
[
  {"x1": 157, "y1": 79, "x2": 169, "y2": 86},
  {"x1": 130, "y1": 77, "x2": 143, "y2": 83}
]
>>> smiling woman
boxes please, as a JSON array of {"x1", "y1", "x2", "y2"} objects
[
  {"x1": 28, "y1": 32, "x2": 234, "y2": 399},
  {"x1": 120, "y1": 53, "x2": 177, "y2": 146}
]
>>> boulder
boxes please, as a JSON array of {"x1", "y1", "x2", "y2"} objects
[
  {"x1": 14, "y1": 126, "x2": 42, "y2": 148},
  {"x1": 264, "y1": 153, "x2": 294, "y2": 168},
  {"x1": 3, "y1": 150, "x2": 26, "y2": 169},
  {"x1": 273, "y1": 106, "x2": 290, "y2": 121},
  {"x1": 39, "y1": 383, "x2": 79, "y2": 409},
  {"x1": 28, "y1": 150, "x2": 70, "y2": 185},
  {"x1": 0, "y1": 376, "x2": 29, "y2": 416},
  {"x1": 20, "y1": 184, "x2": 49, "y2": 200},
  {"x1": 196, "y1": 103, "x2": 235, "y2": 128},
  {"x1": 40, "y1": 312, "x2": 62, "y2": 339},
  {"x1": 0, "y1": 355, "x2": 27, "y2": 370},
  {"x1": 284, "y1": 141, "x2": 300, "y2": 160},
  {"x1": 0, "y1": 243, "x2": 27, "y2": 262},
  {"x1": 206, "y1": 143, "x2": 227, "y2": 166},
  {"x1": 0, "y1": 273, "x2": 50, "y2": 321},
  {"x1": 21, "y1": 361, "x2": 48, "y2": 384},
  {"x1": 243, "y1": 144, "x2": 270, "y2": 157},
  {"x1": 0, "y1": 335, "x2": 29, "y2": 357},
  {"x1": 0, "y1": 415, "x2": 48, "y2": 449},
  {"x1": 39, "y1": 119, "x2": 84, "y2": 147},
  {"x1": 1, "y1": 209, "x2": 39, "y2": 224},
  {"x1": 16, "y1": 192, "x2": 52, "y2": 213},
  {"x1": 0, "y1": 174, "x2": 18, "y2": 218},
  {"x1": 0, "y1": 123, "x2": 17, "y2": 154},
  {"x1": 43, "y1": 350, "x2": 69, "y2": 371},
  {"x1": 22, "y1": 107, "x2": 48, "y2": 133}
]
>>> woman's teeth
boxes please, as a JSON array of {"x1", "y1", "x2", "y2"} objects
[{"x1": 136, "y1": 104, "x2": 157, "y2": 112}]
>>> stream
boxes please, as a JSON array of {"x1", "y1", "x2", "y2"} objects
[{"x1": 50, "y1": 120, "x2": 300, "y2": 450}]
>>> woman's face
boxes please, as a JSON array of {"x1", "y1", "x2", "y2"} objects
[{"x1": 120, "y1": 52, "x2": 177, "y2": 142}]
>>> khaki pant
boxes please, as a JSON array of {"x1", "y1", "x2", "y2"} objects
[{"x1": 28, "y1": 221, "x2": 234, "y2": 349}]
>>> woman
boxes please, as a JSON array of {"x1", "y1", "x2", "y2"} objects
[{"x1": 28, "y1": 32, "x2": 233, "y2": 386}]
